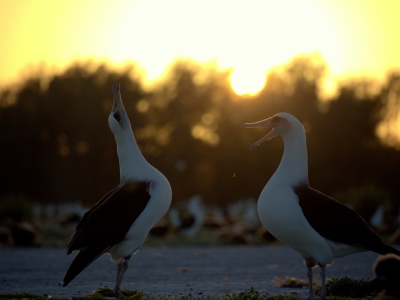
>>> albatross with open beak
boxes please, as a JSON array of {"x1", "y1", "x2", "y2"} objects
[{"x1": 241, "y1": 112, "x2": 400, "y2": 299}]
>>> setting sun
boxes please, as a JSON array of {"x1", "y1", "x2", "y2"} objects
[{"x1": 1, "y1": 0, "x2": 399, "y2": 96}]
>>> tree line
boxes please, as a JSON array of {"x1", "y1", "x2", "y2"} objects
[{"x1": 1, "y1": 56, "x2": 400, "y2": 216}]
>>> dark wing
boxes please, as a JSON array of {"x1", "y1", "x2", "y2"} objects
[
  {"x1": 67, "y1": 186, "x2": 120, "y2": 252},
  {"x1": 63, "y1": 244, "x2": 110, "y2": 287},
  {"x1": 63, "y1": 181, "x2": 151, "y2": 286},
  {"x1": 294, "y1": 183, "x2": 400, "y2": 255}
]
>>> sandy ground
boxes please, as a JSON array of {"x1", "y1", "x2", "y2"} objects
[{"x1": 0, "y1": 245, "x2": 385, "y2": 298}]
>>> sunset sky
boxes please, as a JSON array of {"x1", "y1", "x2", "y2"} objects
[{"x1": 1, "y1": 0, "x2": 399, "y2": 97}]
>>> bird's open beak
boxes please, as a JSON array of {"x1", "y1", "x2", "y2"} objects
[
  {"x1": 241, "y1": 117, "x2": 278, "y2": 150},
  {"x1": 112, "y1": 83, "x2": 124, "y2": 112}
]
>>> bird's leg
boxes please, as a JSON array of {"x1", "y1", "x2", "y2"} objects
[
  {"x1": 116, "y1": 260, "x2": 123, "y2": 284},
  {"x1": 306, "y1": 266, "x2": 313, "y2": 299},
  {"x1": 114, "y1": 256, "x2": 131, "y2": 298},
  {"x1": 319, "y1": 265, "x2": 326, "y2": 300}
]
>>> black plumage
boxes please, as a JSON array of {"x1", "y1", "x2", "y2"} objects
[
  {"x1": 295, "y1": 183, "x2": 400, "y2": 256},
  {"x1": 63, "y1": 181, "x2": 151, "y2": 286}
]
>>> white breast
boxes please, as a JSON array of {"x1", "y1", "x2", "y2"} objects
[
  {"x1": 108, "y1": 172, "x2": 172, "y2": 261},
  {"x1": 258, "y1": 183, "x2": 334, "y2": 266}
]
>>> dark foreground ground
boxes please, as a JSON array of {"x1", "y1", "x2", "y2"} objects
[{"x1": 0, "y1": 246, "x2": 385, "y2": 298}]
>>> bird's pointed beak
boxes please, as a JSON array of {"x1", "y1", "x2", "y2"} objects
[
  {"x1": 240, "y1": 117, "x2": 278, "y2": 150},
  {"x1": 112, "y1": 83, "x2": 124, "y2": 112}
]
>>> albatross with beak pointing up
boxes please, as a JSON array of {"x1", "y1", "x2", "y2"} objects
[
  {"x1": 63, "y1": 83, "x2": 172, "y2": 298},
  {"x1": 241, "y1": 112, "x2": 400, "y2": 299}
]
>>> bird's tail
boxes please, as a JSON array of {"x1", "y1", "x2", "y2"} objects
[{"x1": 63, "y1": 245, "x2": 110, "y2": 287}]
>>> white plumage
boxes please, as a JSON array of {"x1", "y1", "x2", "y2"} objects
[
  {"x1": 241, "y1": 112, "x2": 400, "y2": 299},
  {"x1": 63, "y1": 83, "x2": 171, "y2": 298}
]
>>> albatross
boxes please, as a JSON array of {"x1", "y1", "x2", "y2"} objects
[
  {"x1": 241, "y1": 112, "x2": 400, "y2": 299},
  {"x1": 63, "y1": 83, "x2": 172, "y2": 298},
  {"x1": 357, "y1": 253, "x2": 400, "y2": 298}
]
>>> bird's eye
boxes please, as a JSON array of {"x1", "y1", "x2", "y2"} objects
[
  {"x1": 272, "y1": 116, "x2": 282, "y2": 123},
  {"x1": 114, "y1": 112, "x2": 121, "y2": 122}
]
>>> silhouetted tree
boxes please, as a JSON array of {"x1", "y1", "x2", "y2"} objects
[{"x1": 1, "y1": 58, "x2": 400, "y2": 211}]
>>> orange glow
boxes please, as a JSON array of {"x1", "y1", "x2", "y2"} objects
[{"x1": 1, "y1": 0, "x2": 400, "y2": 97}]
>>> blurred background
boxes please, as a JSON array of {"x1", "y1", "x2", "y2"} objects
[{"x1": 1, "y1": 0, "x2": 400, "y2": 247}]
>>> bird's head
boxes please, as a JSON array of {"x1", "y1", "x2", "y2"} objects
[
  {"x1": 108, "y1": 83, "x2": 131, "y2": 138},
  {"x1": 373, "y1": 253, "x2": 400, "y2": 279},
  {"x1": 240, "y1": 112, "x2": 304, "y2": 150}
]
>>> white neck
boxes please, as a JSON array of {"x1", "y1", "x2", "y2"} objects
[
  {"x1": 113, "y1": 129, "x2": 149, "y2": 184},
  {"x1": 273, "y1": 127, "x2": 309, "y2": 187}
]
